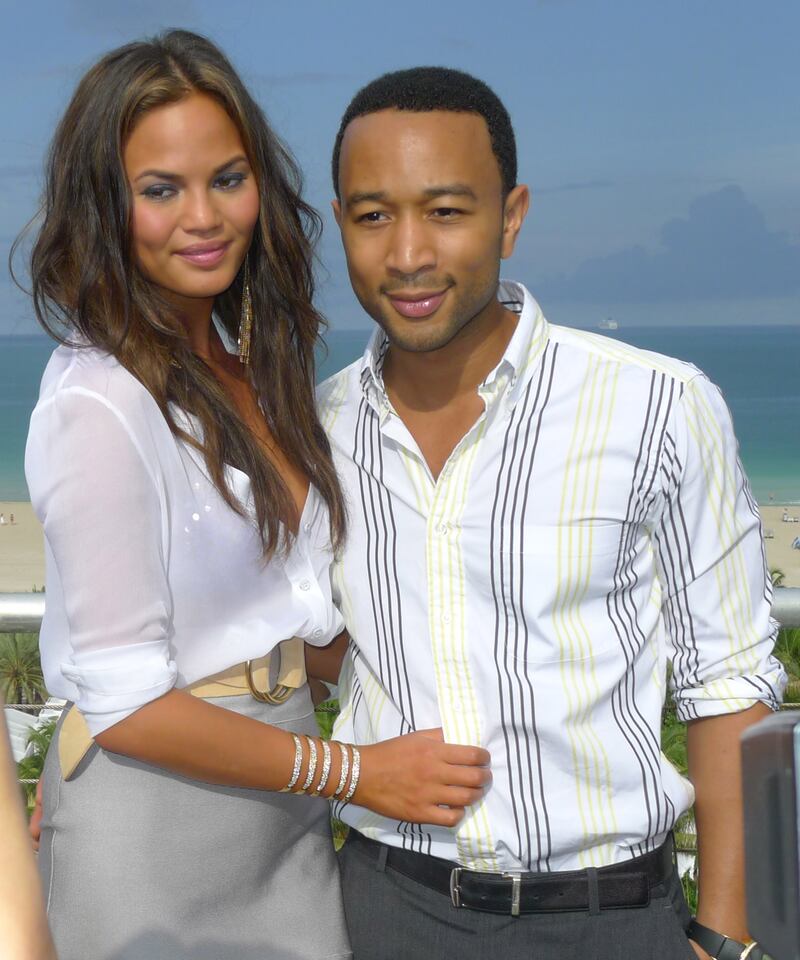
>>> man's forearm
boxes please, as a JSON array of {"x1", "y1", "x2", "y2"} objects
[
  {"x1": 687, "y1": 702, "x2": 771, "y2": 944},
  {"x1": 304, "y1": 630, "x2": 349, "y2": 684}
]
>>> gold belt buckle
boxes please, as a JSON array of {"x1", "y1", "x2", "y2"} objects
[{"x1": 245, "y1": 659, "x2": 294, "y2": 704}]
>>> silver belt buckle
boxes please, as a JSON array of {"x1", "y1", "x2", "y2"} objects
[
  {"x1": 449, "y1": 868, "x2": 462, "y2": 908},
  {"x1": 503, "y1": 871, "x2": 523, "y2": 917}
]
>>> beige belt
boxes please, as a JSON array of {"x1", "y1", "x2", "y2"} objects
[{"x1": 58, "y1": 637, "x2": 306, "y2": 781}]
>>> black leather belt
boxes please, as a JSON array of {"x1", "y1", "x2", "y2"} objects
[{"x1": 348, "y1": 831, "x2": 675, "y2": 916}]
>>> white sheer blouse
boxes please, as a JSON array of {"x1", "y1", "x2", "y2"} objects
[{"x1": 26, "y1": 345, "x2": 343, "y2": 737}]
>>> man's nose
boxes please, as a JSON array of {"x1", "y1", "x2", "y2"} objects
[{"x1": 385, "y1": 215, "x2": 436, "y2": 277}]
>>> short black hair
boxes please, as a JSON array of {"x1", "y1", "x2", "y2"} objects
[{"x1": 332, "y1": 66, "x2": 517, "y2": 198}]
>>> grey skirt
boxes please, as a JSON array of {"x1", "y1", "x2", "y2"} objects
[{"x1": 38, "y1": 686, "x2": 352, "y2": 960}]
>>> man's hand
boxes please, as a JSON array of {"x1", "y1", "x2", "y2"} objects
[{"x1": 29, "y1": 779, "x2": 43, "y2": 851}]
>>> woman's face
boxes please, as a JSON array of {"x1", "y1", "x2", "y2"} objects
[{"x1": 124, "y1": 92, "x2": 260, "y2": 314}]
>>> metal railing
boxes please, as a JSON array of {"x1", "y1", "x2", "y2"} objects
[
  {"x1": 4, "y1": 588, "x2": 800, "y2": 632},
  {"x1": 0, "y1": 593, "x2": 46, "y2": 633}
]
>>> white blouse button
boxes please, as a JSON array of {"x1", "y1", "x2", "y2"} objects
[
  {"x1": 303, "y1": 521, "x2": 312, "y2": 533},
  {"x1": 204, "y1": 504, "x2": 211, "y2": 513},
  {"x1": 192, "y1": 512, "x2": 200, "y2": 522},
  {"x1": 299, "y1": 580, "x2": 311, "y2": 591}
]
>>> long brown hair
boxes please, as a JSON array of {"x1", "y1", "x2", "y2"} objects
[{"x1": 17, "y1": 30, "x2": 345, "y2": 556}]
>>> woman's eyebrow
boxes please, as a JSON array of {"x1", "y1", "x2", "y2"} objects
[{"x1": 133, "y1": 154, "x2": 249, "y2": 183}]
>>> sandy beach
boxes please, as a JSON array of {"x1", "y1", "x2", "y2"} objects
[
  {"x1": 0, "y1": 502, "x2": 45, "y2": 593},
  {"x1": 0, "y1": 499, "x2": 797, "y2": 596},
  {"x1": 760, "y1": 504, "x2": 800, "y2": 589}
]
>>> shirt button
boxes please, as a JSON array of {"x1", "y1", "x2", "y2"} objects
[
  {"x1": 442, "y1": 612, "x2": 452, "y2": 624},
  {"x1": 299, "y1": 580, "x2": 311, "y2": 591},
  {"x1": 303, "y1": 522, "x2": 312, "y2": 533},
  {"x1": 191, "y1": 512, "x2": 200, "y2": 522},
  {"x1": 437, "y1": 522, "x2": 448, "y2": 535}
]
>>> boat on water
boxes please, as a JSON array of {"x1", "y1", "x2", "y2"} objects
[{"x1": 598, "y1": 317, "x2": 618, "y2": 330}]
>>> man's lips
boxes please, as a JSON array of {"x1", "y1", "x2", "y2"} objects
[
  {"x1": 175, "y1": 242, "x2": 231, "y2": 268},
  {"x1": 386, "y1": 290, "x2": 448, "y2": 319}
]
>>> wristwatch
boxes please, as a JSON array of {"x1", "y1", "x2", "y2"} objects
[{"x1": 687, "y1": 919, "x2": 765, "y2": 960}]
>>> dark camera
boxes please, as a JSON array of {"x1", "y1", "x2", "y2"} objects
[{"x1": 742, "y1": 712, "x2": 800, "y2": 960}]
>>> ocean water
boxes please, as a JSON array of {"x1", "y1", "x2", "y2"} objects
[{"x1": 1, "y1": 325, "x2": 797, "y2": 503}]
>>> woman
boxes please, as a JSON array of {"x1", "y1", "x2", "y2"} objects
[{"x1": 21, "y1": 31, "x2": 489, "y2": 960}]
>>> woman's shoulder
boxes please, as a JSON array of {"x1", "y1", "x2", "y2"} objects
[{"x1": 35, "y1": 343, "x2": 161, "y2": 425}]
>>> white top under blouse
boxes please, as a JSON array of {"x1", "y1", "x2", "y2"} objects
[{"x1": 26, "y1": 344, "x2": 343, "y2": 737}]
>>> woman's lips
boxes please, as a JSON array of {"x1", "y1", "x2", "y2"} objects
[
  {"x1": 175, "y1": 242, "x2": 230, "y2": 268},
  {"x1": 387, "y1": 291, "x2": 447, "y2": 318}
]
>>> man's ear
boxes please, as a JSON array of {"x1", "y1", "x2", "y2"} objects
[
  {"x1": 500, "y1": 184, "x2": 530, "y2": 260},
  {"x1": 332, "y1": 198, "x2": 343, "y2": 228}
]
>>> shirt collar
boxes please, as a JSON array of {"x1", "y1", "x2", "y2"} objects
[{"x1": 358, "y1": 280, "x2": 550, "y2": 412}]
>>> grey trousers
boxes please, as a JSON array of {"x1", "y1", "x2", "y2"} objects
[{"x1": 338, "y1": 835, "x2": 696, "y2": 960}]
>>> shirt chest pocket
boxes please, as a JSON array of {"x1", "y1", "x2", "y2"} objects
[{"x1": 497, "y1": 522, "x2": 628, "y2": 663}]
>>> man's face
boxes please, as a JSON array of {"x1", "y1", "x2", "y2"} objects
[{"x1": 334, "y1": 109, "x2": 527, "y2": 354}]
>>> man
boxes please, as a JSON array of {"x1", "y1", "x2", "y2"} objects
[{"x1": 319, "y1": 67, "x2": 785, "y2": 959}]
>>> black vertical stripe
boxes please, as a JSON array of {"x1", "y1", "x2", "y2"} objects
[
  {"x1": 489, "y1": 342, "x2": 558, "y2": 870},
  {"x1": 606, "y1": 371, "x2": 679, "y2": 852},
  {"x1": 352, "y1": 397, "x2": 416, "y2": 730},
  {"x1": 351, "y1": 392, "x2": 428, "y2": 851}
]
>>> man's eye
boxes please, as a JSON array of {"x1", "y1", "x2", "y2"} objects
[
  {"x1": 432, "y1": 207, "x2": 461, "y2": 218},
  {"x1": 357, "y1": 211, "x2": 386, "y2": 223},
  {"x1": 142, "y1": 184, "x2": 176, "y2": 201},
  {"x1": 215, "y1": 172, "x2": 246, "y2": 190}
]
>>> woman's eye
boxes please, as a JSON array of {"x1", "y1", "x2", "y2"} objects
[
  {"x1": 215, "y1": 172, "x2": 246, "y2": 190},
  {"x1": 142, "y1": 184, "x2": 176, "y2": 201}
]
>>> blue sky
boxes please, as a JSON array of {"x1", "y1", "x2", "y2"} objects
[{"x1": 1, "y1": 0, "x2": 798, "y2": 332}]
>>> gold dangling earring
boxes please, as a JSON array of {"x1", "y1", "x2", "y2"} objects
[{"x1": 238, "y1": 258, "x2": 253, "y2": 366}]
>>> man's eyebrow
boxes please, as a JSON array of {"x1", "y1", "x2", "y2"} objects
[
  {"x1": 347, "y1": 190, "x2": 388, "y2": 206},
  {"x1": 423, "y1": 184, "x2": 478, "y2": 201},
  {"x1": 346, "y1": 184, "x2": 478, "y2": 206},
  {"x1": 133, "y1": 155, "x2": 249, "y2": 184}
]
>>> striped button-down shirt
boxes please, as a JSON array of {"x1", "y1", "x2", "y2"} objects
[{"x1": 318, "y1": 280, "x2": 785, "y2": 873}]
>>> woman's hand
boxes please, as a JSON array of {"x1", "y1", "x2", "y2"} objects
[{"x1": 353, "y1": 728, "x2": 491, "y2": 827}]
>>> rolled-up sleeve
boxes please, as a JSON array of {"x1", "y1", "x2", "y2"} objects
[
  {"x1": 652, "y1": 373, "x2": 786, "y2": 721},
  {"x1": 29, "y1": 388, "x2": 177, "y2": 735}
]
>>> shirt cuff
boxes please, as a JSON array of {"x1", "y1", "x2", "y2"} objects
[
  {"x1": 60, "y1": 640, "x2": 178, "y2": 736},
  {"x1": 673, "y1": 665, "x2": 787, "y2": 722}
]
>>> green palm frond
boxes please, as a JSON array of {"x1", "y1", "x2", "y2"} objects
[
  {"x1": 16, "y1": 718, "x2": 56, "y2": 814},
  {"x1": 0, "y1": 632, "x2": 46, "y2": 705}
]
